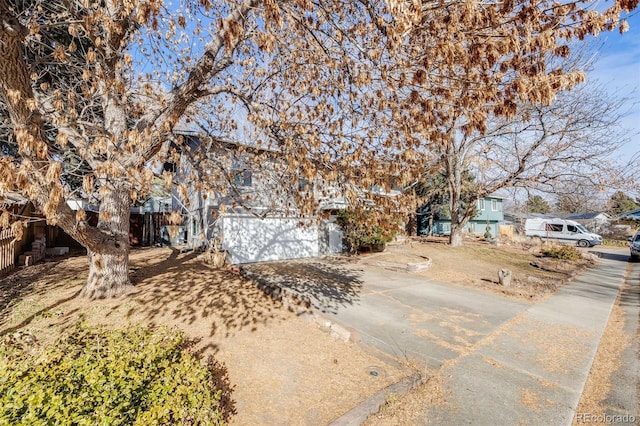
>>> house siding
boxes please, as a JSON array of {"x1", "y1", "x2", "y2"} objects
[
  {"x1": 419, "y1": 196, "x2": 504, "y2": 237},
  {"x1": 173, "y1": 134, "x2": 344, "y2": 263}
]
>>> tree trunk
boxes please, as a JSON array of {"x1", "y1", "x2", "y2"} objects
[
  {"x1": 449, "y1": 223, "x2": 464, "y2": 247},
  {"x1": 405, "y1": 213, "x2": 417, "y2": 236},
  {"x1": 427, "y1": 214, "x2": 433, "y2": 236},
  {"x1": 449, "y1": 183, "x2": 464, "y2": 246},
  {"x1": 80, "y1": 182, "x2": 132, "y2": 298}
]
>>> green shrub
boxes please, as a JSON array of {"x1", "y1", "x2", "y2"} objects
[
  {"x1": 603, "y1": 238, "x2": 629, "y2": 247},
  {"x1": 336, "y1": 209, "x2": 401, "y2": 253},
  {"x1": 540, "y1": 244, "x2": 581, "y2": 261},
  {"x1": 0, "y1": 324, "x2": 233, "y2": 425}
]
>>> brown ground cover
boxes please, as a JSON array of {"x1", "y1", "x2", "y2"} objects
[
  {"x1": 0, "y1": 247, "x2": 403, "y2": 425},
  {"x1": 366, "y1": 236, "x2": 595, "y2": 301}
]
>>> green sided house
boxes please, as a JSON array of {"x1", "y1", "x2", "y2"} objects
[{"x1": 417, "y1": 196, "x2": 505, "y2": 237}]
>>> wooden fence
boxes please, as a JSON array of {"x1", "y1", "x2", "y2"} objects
[
  {"x1": 0, "y1": 228, "x2": 16, "y2": 277},
  {"x1": 130, "y1": 213, "x2": 169, "y2": 246}
]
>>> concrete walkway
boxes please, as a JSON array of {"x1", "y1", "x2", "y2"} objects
[
  {"x1": 423, "y1": 248, "x2": 634, "y2": 425},
  {"x1": 250, "y1": 247, "x2": 638, "y2": 424}
]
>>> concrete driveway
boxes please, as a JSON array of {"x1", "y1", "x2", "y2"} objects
[
  {"x1": 245, "y1": 247, "x2": 639, "y2": 425},
  {"x1": 321, "y1": 264, "x2": 529, "y2": 370}
]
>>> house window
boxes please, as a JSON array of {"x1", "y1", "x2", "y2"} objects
[
  {"x1": 299, "y1": 177, "x2": 313, "y2": 191},
  {"x1": 233, "y1": 170, "x2": 252, "y2": 186},
  {"x1": 231, "y1": 157, "x2": 252, "y2": 187},
  {"x1": 491, "y1": 199, "x2": 499, "y2": 211},
  {"x1": 477, "y1": 199, "x2": 485, "y2": 210}
]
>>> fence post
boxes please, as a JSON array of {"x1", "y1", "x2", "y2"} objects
[{"x1": 0, "y1": 228, "x2": 16, "y2": 276}]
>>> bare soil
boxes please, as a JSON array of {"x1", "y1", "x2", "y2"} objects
[
  {"x1": 0, "y1": 238, "x2": 600, "y2": 424},
  {"x1": 0, "y1": 247, "x2": 403, "y2": 425},
  {"x1": 362, "y1": 236, "x2": 594, "y2": 302}
]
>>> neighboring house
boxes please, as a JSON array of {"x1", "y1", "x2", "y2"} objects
[
  {"x1": 563, "y1": 212, "x2": 611, "y2": 234},
  {"x1": 1, "y1": 192, "x2": 79, "y2": 269},
  {"x1": 417, "y1": 196, "x2": 505, "y2": 237},
  {"x1": 171, "y1": 133, "x2": 345, "y2": 264},
  {"x1": 618, "y1": 209, "x2": 640, "y2": 221}
]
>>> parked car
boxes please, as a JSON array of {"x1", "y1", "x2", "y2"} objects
[
  {"x1": 524, "y1": 218, "x2": 603, "y2": 247},
  {"x1": 629, "y1": 232, "x2": 640, "y2": 261}
]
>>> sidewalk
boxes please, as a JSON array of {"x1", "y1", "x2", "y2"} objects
[
  {"x1": 244, "y1": 247, "x2": 637, "y2": 424},
  {"x1": 424, "y1": 248, "x2": 633, "y2": 425}
]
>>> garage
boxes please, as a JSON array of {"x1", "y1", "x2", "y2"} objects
[{"x1": 221, "y1": 214, "x2": 341, "y2": 264}]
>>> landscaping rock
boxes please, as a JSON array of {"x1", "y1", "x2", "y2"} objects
[{"x1": 498, "y1": 269, "x2": 512, "y2": 287}]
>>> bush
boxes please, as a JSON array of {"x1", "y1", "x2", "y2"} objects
[
  {"x1": 336, "y1": 209, "x2": 401, "y2": 253},
  {"x1": 603, "y1": 238, "x2": 630, "y2": 247},
  {"x1": 0, "y1": 324, "x2": 233, "y2": 425},
  {"x1": 540, "y1": 244, "x2": 581, "y2": 261}
]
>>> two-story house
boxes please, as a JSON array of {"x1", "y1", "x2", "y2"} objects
[
  {"x1": 169, "y1": 132, "x2": 344, "y2": 264},
  {"x1": 418, "y1": 195, "x2": 505, "y2": 237}
]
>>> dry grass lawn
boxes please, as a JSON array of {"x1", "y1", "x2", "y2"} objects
[
  {"x1": 367, "y1": 236, "x2": 593, "y2": 301},
  {"x1": 0, "y1": 247, "x2": 403, "y2": 425}
]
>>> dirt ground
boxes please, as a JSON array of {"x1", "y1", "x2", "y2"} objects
[
  {"x1": 0, "y1": 247, "x2": 404, "y2": 425},
  {"x1": 0, "y1": 238, "x2": 600, "y2": 424},
  {"x1": 361, "y1": 236, "x2": 594, "y2": 302}
]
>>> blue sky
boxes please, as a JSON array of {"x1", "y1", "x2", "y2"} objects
[{"x1": 586, "y1": 11, "x2": 640, "y2": 163}]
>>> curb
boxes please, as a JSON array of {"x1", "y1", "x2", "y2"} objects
[{"x1": 328, "y1": 372, "x2": 426, "y2": 426}]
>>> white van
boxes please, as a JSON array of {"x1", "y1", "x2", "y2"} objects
[{"x1": 524, "y1": 218, "x2": 603, "y2": 247}]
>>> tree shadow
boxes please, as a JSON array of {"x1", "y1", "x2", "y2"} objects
[
  {"x1": 1, "y1": 289, "x2": 82, "y2": 335},
  {"x1": 1, "y1": 248, "x2": 296, "y2": 352},
  {"x1": 620, "y1": 263, "x2": 640, "y2": 308},
  {"x1": 241, "y1": 259, "x2": 363, "y2": 315},
  {"x1": 104, "y1": 248, "x2": 293, "y2": 349},
  {"x1": 589, "y1": 250, "x2": 630, "y2": 263},
  {"x1": 0, "y1": 254, "x2": 87, "y2": 327}
]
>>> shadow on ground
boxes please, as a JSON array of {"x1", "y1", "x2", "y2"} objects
[
  {"x1": 2, "y1": 248, "x2": 297, "y2": 348},
  {"x1": 0, "y1": 249, "x2": 365, "y2": 355},
  {"x1": 621, "y1": 261, "x2": 640, "y2": 308},
  {"x1": 108, "y1": 249, "x2": 293, "y2": 351},
  {"x1": 241, "y1": 260, "x2": 363, "y2": 314},
  {"x1": 590, "y1": 250, "x2": 631, "y2": 263},
  {"x1": 0, "y1": 255, "x2": 86, "y2": 329}
]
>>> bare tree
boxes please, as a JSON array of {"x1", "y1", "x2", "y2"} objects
[
  {"x1": 378, "y1": 0, "x2": 636, "y2": 245},
  {"x1": 554, "y1": 178, "x2": 606, "y2": 213}
]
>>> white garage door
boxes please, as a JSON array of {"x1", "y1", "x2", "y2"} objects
[{"x1": 221, "y1": 215, "x2": 320, "y2": 264}]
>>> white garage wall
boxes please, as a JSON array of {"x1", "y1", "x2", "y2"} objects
[{"x1": 221, "y1": 215, "x2": 320, "y2": 264}]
